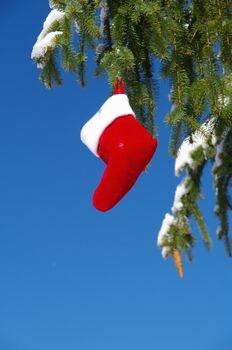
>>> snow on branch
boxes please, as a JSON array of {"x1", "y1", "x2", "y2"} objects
[
  {"x1": 175, "y1": 118, "x2": 215, "y2": 176},
  {"x1": 31, "y1": 9, "x2": 65, "y2": 66},
  {"x1": 157, "y1": 213, "x2": 176, "y2": 259},
  {"x1": 32, "y1": 32, "x2": 63, "y2": 65},
  {"x1": 171, "y1": 177, "x2": 190, "y2": 214},
  {"x1": 212, "y1": 139, "x2": 224, "y2": 172},
  {"x1": 157, "y1": 213, "x2": 176, "y2": 247},
  {"x1": 212, "y1": 129, "x2": 229, "y2": 174},
  {"x1": 100, "y1": 2, "x2": 107, "y2": 35},
  {"x1": 157, "y1": 119, "x2": 216, "y2": 259}
]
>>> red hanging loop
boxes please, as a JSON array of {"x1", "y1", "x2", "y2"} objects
[{"x1": 114, "y1": 79, "x2": 125, "y2": 95}]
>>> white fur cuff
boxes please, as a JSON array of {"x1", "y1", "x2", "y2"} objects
[{"x1": 80, "y1": 94, "x2": 135, "y2": 157}]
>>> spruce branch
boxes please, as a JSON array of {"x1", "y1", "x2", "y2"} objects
[{"x1": 32, "y1": 0, "x2": 232, "y2": 272}]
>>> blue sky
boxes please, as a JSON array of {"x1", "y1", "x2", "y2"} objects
[{"x1": 0, "y1": 2, "x2": 231, "y2": 350}]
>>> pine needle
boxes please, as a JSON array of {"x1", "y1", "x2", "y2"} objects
[{"x1": 172, "y1": 248, "x2": 184, "y2": 278}]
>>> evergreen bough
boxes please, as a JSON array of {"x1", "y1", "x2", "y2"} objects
[{"x1": 32, "y1": 0, "x2": 232, "y2": 276}]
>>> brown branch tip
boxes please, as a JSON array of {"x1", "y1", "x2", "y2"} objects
[{"x1": 172, "y1": 248, "x2": 184, "y2": 278}]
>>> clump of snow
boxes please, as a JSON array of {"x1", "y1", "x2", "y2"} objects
[
  {"x1": 161, "y1": 246, "x2": 172, "y2": 259},
  {"x1": 175, "y1": 140, "x2": 196, "y2": 176},
  {"x1": 175, "y1": 119, "x2": 215, "y2": 176},
  {"x1": 96, "y1": 43, "x2": 105, "y2": 56},
  {"x1": 100, "y1": 7, "x2": 106, "y2": 35},
  {"x1": 212, "y1": 139, "x2": 224, "y2": 172},
  {"x1": 171, "y1": 177, "x2": 190, "y2": 214},
  {"x1": 31, "y1": 9, "x2": 65, "y2": 65},
  {"x1": 157, "y1": 213, "x2": 176, "y2": 247},
  {"x1": 32, "y1": 31, "x2": 63, "y2": 61},
  {"x1": 37, "y1": 9, "x2": 65, "y2": 42},
  {"x1": 100, "y1": 0, "x2": 107, "y2": 35},
  {"x1": 212, "y1": 129, "x2": 229, "y2": 174}
]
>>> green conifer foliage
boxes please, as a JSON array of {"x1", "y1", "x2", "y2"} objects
[{"x1": 32, "y1": 0, "x2": 232, "y2": 273}]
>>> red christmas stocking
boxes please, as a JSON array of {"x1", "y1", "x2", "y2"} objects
[{"x1": 81, "y1": 81, "x2": 157, "y2": 212}]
